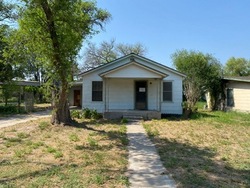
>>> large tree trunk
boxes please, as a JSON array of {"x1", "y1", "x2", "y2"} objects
[
  {"x1": 41, "y1": 0, "x2": 72, "y2": 125},
  {"x1": 51, "y1": 81, "x2": 72, "y2": 125}
]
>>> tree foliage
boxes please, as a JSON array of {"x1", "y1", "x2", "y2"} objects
[
  {"x1": 15, "y1": 0, "x2": 110, "y2": 124},
  {"x1": 0, "y1": 1, "x2": 16, "y2": 22},
  {"x1": 172, "y1": 50, "x2": 222, "y2": 114},
  {"x1": 0, "y1": 25, "x2": 12, "y2": 82},
  {"x1": 224, "y1": 57, "x2": 250, "y2": 76},
  {"x1": 82, "y1": 39, "x2": 147, "y2": 70}
]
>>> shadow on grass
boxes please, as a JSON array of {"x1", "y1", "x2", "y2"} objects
[
  {"x1": 161, "y1": 111, "x2": 218, "y2": 121},
  {"x1": 152, "y1": 137, "x2": 250, "y2": 187},
  {"x1": 0, "y1": 161, "x2": 127, "y2": 186},
  {"x1": 189, "y1": 111, "x2": 218, "y2": 120}
]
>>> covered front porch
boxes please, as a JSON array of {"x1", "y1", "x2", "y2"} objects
[{"x1": 100, "y1": 61, "x2": 167, "y2": 119}]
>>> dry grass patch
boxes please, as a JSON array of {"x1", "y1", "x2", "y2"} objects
[
  {"x1": 0, "y1": 118, "x2": 129, "y2": 187},
  {"x1": 144, "y1": 110, "x2": 250, "y2": 188}
]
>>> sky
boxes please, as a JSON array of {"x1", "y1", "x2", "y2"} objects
[{"x1": 86, "y1": 0, "x2": 250, "y2": 68}]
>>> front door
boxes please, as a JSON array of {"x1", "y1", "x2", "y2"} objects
[
  {"x1": 74, "y1": 90, "x2": 81, "y2": 106},
  {"x1": 135, "y1": 81, "x2": 147, "y2": 110}
]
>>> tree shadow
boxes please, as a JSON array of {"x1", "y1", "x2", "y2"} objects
[
  {"x1": 189, "y1": 111, "x2": 218, "y2": 120},
  {"x1": 161, "y1": 112, "x2": 218, "y2": 121},
  {"x1": 152, "y1": 137, "x2": 250, "y2": 187},
  {"x1": 0, "y1": 160, "x2": 128, "y2": 186}
]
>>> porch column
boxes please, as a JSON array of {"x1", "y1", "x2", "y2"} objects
[
  {"x1": 104, "y1": 78, "x2": 110, "y2": 112},
  {"x1": 104, "y1": 78, "x2": 106, "y2": 112},
  {"x1": 158, "y1": 79, "x2": 162, "y2": 111}
]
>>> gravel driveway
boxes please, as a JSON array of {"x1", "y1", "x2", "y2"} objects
[{"x1": 0, "y1": 110, "x2": 51, "y2": 129}]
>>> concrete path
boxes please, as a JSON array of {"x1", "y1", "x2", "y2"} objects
[
  {"x1": 126, "y1": 121, "x2": 176, "y2": 188},
  {"x1": 0, "y1": 110, "x2": 51, "y2": 129}
]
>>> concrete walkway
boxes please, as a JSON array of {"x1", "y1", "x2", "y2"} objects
[
  {"x1": 0, "y1": 110, "x2": 51, "y2": 129},
  {"x1": 126, "y1": 121, "x2": 176, "y2": 188}
]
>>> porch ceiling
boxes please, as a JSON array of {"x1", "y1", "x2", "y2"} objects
[{"x1": 99, "y1": 62, "x2": 168, "y2": 78}]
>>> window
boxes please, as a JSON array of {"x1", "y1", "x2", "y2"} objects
[
  {"x1": 227, "y1": 88, "x2": 234, "y2": 107},
  {"x1": 163, "y1": 82, "x2": 172, "y2": 101},
  {"x1": 92, "y1": 81, "x2": 103, "y2": 101}
]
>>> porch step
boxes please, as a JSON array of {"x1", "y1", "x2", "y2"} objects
[{"x1": 123, "y1": 115, "x2": 144, "y2": 121}]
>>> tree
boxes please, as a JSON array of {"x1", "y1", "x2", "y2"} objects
[
  {"x1": 172, "y1": 50, "x2": 222, "y2": 116},
  {"x1": 0, "y1": 1, "x2": 16, "y2": 22},
  {"x1": 0, "y1": 25, "x2": 14, "y2": 82},
  {"x1": 224, "y1": 57, "x2": 250, "y2": 76},
  {"x1": 16, "y1": 0, "x2": 110, "y2": 124},
  {"x1": 82, "y1": 39, "x2": 147, "y2": 70}
]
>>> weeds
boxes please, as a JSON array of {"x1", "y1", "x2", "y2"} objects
[
  {"x1": 17, "y1": 132, "x2": 30, "y2": 139},
  {"x1": 69, "y1": 133, "x2": 80, "y2": 142},
  {"x1": 39, "y1": 121, "x2": 50, "y2": 130},
  {"x1": 87, "y1": 136, "x2": 98, "y2": 147},
  {"x1": 46, "y1": 146, "x2": 63, "y2": 158}
]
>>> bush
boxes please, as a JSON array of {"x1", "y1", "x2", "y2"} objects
[
  {"x1": 82, "y1": 108, "x2": 102, "y2": 120},
  {"x1": 0, "y1": 105, "x2": 26, "y2": 114},
  {"x1": 82, "y1": 108, "x2": 91, "y2": 119},
  {"x1": 71, "y1": 110, "x2": 81, "y2": 119},
  {"x1": 121, "y1": 118, "x2": 128, "y2": 124}
]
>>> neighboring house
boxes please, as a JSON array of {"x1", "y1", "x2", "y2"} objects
[
  {"x1": 69, "y1": 53, "x2": 186, "y2": 119},
  {"x1": 222, "y1": 76, "x2": 250, "y2": 112}
]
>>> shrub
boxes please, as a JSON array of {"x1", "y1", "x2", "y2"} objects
[
  {"x1": 82, "y1": 108, "x2": 91, "y2": 119},
  {"x1": 0, "y1": 105, "x2": 26, "y2": 114},
  {"x1": 120, "y1": 118, "x2": 128, "y2": 124},
  {"x1": 82, "y1": 108, "x2": 102, "y2": 120},
  {"x1": 71, "y1": 110, "x2": 81, "y2": 119},
  {"x1": 91, "y1": 109, "x2": 99, "y2": 119}
]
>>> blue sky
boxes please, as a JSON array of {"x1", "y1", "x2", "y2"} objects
[{"x1": 87, "y1": 0, "x2": 250, "y2": 68}]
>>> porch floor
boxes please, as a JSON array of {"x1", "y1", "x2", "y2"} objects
[{"x1": 103, "y1": 110, "x2": 161, "y2": 120}]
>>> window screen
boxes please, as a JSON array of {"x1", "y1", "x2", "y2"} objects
[
  {"x1": 163, "y1": 82, "x2": 172, "y2": 101},
  {"x1": 92, "y1": 81, "x2": 103, "y2": 101}
]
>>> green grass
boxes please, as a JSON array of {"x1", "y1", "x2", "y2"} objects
[
  {"x1": 143, "y1": 108, "x2": 250, "y2": 187},
  {"x1": 0, "y1": 118, "x2": 128, "y2": 187},
  {"x1": 68, "y1": 133, "x2": 80, "y2": 142}
]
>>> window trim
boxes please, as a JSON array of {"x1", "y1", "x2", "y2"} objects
[
  {"x1": 92, "y1": 81, "x2": 103, "y2": 102},
  {"x1": 163, "y1": 81, "x2": 173, "y2": 102}
]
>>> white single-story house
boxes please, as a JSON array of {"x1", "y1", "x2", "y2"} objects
[
  {"x1": 222, "y1": 76, "x2": 250, "y2": 112},
  {"x1": 69, "y1": 53, "x2": 186, "y2": 119}
]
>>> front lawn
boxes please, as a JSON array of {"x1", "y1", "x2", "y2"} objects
[
  {"x1": 0, "y1": 118, "x2": 129, "y2": 187},
  {"x1": 144, "y1": 110, "x2": 250, "y2": 188}
]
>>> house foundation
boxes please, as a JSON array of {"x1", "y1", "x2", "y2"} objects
[{"x1": 103, "y1": 110, "x2": 161, "y2": 120}]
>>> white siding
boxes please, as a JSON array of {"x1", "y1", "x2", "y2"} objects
[
  {"x1": 227, "y1": 81, "x2": 250, "y2": 112},
  {"x1": 161, "y1": 74, "x2": 183, "y2": 114},
  {"x1": 106, "y1": 79, "x2": 134, "y2": 110},
  {"x1": 82, "y1": 73, "x2": 104, "y2": 112},
  {"x1": 104, "y1": 64, "x2": 162, "y2": 78},
  {"x1": 81, "y1": 54, "x2": 184, "y2": 114}
]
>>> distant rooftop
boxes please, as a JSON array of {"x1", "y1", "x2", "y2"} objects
[{"x1": 222, "y1": 76, "x2": 250, "y2": 83}]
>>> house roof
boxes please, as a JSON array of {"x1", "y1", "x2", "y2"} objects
[
  {"x1": 222, "y1": 76, "x2": 250, "y2": 83},
  {"x1": 79, "y1": 53, "x2": 186, "y2": 78}
]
